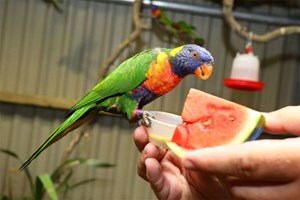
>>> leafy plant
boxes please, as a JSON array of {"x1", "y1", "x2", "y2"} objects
[
  {"x1": 43, "y1": 0, "x2": 63, "y2": 12},
  {"x1": 0, "y1": 149, "x2": 114, "y2": 200}
]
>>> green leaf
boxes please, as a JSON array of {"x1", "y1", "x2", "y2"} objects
[
  {"x1": 56, "y1": 169, "x2": 73, "y2": 193},
  {"x1": 0, "y1": 149, "x2": 19, "y2": 159},
  {"x1": 68, "y1": 178, "x2": 99, "y2": 190},
  {"x1": 69, "y1": 158, "x2": 114, "y2": 168},
  {"x1": 0, "y1": 149, "x2": 34, "y2": 194},
  {"x1": 52, "y1": 158, "x2": 114, "y2": 179},
  {"x1": 0, "y1": 195, "x2": 10, "y2": 200},
  {"x1": 36, "y1": 174, "x2": 58, "y2": 200}
]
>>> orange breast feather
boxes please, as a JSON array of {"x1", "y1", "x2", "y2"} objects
[{"x1": 143, "y1": 52, "x2": 182, "y2": 96}]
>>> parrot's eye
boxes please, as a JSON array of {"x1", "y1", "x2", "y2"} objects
[{"x1": 191, "y1": 51, "x2": 199, "y2": 59}]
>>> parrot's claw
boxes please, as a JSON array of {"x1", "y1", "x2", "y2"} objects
[{"x1": 137, "y1": 110, "x2": 154, "y2": 127}]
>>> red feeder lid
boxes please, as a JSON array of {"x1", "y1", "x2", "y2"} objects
[{"x1": 224, "y1": 78, "x2": 264, "y2": 91}]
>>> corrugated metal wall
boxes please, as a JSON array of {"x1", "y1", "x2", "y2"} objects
[{"x1": 0, "y1": 0, "x2": 299, "y2": 199}]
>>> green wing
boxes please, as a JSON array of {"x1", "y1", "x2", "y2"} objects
[
  {"x1": 160, "y1": 10, "x2": 173, "y2": 28},
  {"x1": 69, "y1": 48, "x2": 163, "y2": 112}
]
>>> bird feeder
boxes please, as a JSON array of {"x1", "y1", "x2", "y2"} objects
[{"x1": 224, "y1": 41, "x2": 264, "y2": 91}]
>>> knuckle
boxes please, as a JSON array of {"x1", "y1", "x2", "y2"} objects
[
  {"x1": 137, "y1": 165, "x2": 148, "y2": 181},
  {"x1": 137, "y1": 153, "x2": 148, "y2": 180},
  {"x1": 137, "y1": 165, "x2": 143, "y2": 176},
  {"x1": 234, "y1": 152, "x2": 257, "y2": 179}
]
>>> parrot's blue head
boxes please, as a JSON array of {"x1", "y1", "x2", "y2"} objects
[{"x1": 170, "y1": 44, "x2": 214, "y2": 80}]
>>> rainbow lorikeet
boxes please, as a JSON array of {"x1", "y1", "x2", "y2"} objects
[
  {"x1": 151, "y1": 5, "x2": 173, "y2": 29},
  {"x1": 151, "y1": 5, "x2": 205, "y2": 46},
  {"x1": 19, "y1": 44, "x2": 214, "y2": 170},
  {"x1": 172, "y1": 21, "x2": 196, "y2": 36},
  {"x1": 172, "y1": 21, "x2": 205, "y2": 46}
]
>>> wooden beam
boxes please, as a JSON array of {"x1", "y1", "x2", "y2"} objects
[{"x1": 0, "y1": 91, "x2": 77, "y2": 110}]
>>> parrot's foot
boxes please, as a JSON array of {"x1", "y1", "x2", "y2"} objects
[{"x1": 137, "y1": 110, "x2": 154, "y2": 127}]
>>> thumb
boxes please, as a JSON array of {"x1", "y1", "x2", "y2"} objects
[
  {"x1": 264, "y1": 106, "x2": 300, "y2": 135},
  {"x1": 183, "y1": 139, "x2": 299, "y2": 182}
]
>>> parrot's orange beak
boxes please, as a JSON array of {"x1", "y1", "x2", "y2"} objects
[{"x1": 195, "y1": 63, "x2": 213, "y2": 80}]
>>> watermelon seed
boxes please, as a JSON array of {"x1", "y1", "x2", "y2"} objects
[{"x1": 202, "y1": 121, "x2": 210, "y2": 127}]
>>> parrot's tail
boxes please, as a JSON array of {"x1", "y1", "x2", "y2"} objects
[{"x1": 19, "y1": 104, "x2": 98, "y2": 171}]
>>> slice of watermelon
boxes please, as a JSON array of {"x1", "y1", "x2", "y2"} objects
[{"x1": 167, "y1": 88, "x2": 265, "y2": 157}]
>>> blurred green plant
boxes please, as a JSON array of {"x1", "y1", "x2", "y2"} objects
[
  {"x1": 0, "y1": 149, "x2": 114, "y2": 200},
  {"x1": 150, "y1": 4, "x2": 205, "y2": 46},
  {"x1": 43, "y1": 0, "x2": 63, "y2": 12}
]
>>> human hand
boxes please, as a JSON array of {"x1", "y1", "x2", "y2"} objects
[
  {"x1": 183, "y1": 138, "x2": 300, "y2": 200},
  {"x1": 134, "y1": 106, "x2": 300, "y2": 200},
  {"x1": 134, "y1": 126, "x2": 229, "y2": 199}
]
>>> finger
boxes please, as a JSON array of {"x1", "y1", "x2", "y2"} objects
[
  {"x1": 186, "y1": 172, "x2": 231, "y2": 199},
  {"x1": 224, "y1": 178, "x2": 300, "y2": 200},
  {"x1": 134, "y1": 126, "x2": 148, "y2": 152},
  {"x1": 138, "y1": 143, "x2": 159, "y2": 180},
  {"x1": 145, "y1": 158, "x2": 167, "y2": 196},
  {"x1": 264, "y1": 106, "x2": 300, "y2": 135},
  {"x1": 137, "y1": 143, "x2": 166, "y2": 181},
  {"x1": 184, "y1": 139, "x2": 300, "y2": 182}
]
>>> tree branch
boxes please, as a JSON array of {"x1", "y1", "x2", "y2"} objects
[
  {"x1": 98, "y1": 0, "x2": 148, "y2": 79},
  {"x1": 60, "y1": 124, "x2": 89, "y2": 162},
  {"x1": 222, "y1": 0, "x2": 300, "y2": 42}
]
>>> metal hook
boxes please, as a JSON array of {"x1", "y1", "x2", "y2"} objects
[
  {"x1": 244, "y1": 32, "x2": 253, "y2": 53},
  {"x1": 249, "y1": 32, "x2": 253, "y2": 41}
]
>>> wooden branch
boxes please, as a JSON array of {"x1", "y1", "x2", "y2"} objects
[
  {"x1": 222, "y1": 0, "x2": 300, "y2": 42},
  {"x1": 61, "y1": 124, "x2": 89, "y2": 162},
  {"x1": 0, "y1": 91, "x2": 77, "y2": 110},
  {"x1": 98, "y1": 0, "x2": 147, "y2": 79}
]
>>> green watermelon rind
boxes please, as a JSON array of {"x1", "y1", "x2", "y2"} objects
[
  {"x1": 166, "y1": 141, "x2": 187, "y2": 158},
  {"x1": 167, "y1": 110, "x2": 265, "y2": 158},
  {"x1": 228, "y1": 109, "x2": 265, "y2": 144}
]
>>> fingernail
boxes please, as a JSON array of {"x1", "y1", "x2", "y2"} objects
[
  {"x1": 183, "y1": 159, "x2": 195, "y2": 169},
  {"x1": 144, "y1": 143, "x2": 159, "y2": 157}
]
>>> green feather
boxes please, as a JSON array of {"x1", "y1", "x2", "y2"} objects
[
  {"x1": 69, "y1": 49, "x2": 160, "y2": 111},
  {"x1": 19, "y1": 104, "x2": 97, "y2": 170}
]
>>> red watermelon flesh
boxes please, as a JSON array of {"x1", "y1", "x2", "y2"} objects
[{"x1": 171, "y1": 88, "x2": 265, "y2": 150}]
